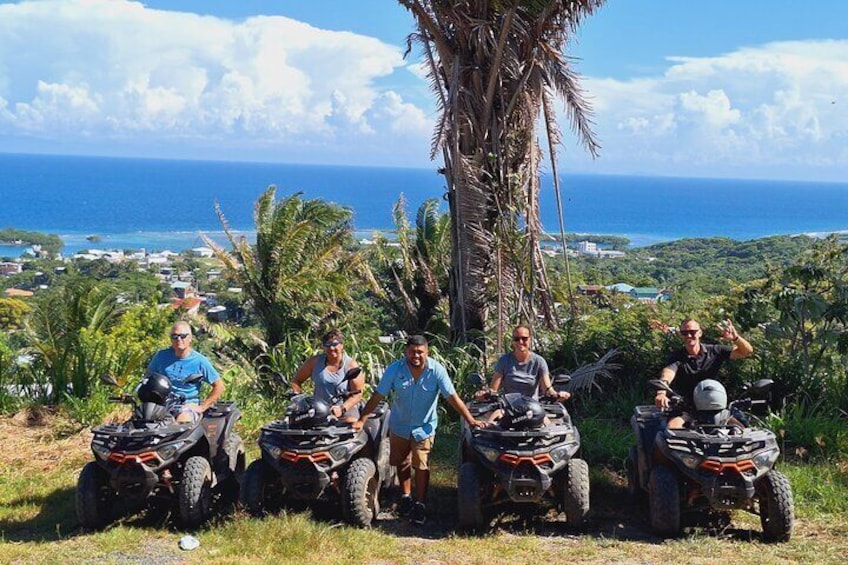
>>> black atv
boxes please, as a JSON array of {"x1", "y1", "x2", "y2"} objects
[
  {"x1": 627, "y1": 378, "x2": 794, "y2": 542},
  {"x1": 456, "y1": 374, "x2": 589, "y2": 531},
  {"x1": 240, "y1": 368, "x2": 394, "y2": 527},
  {"x1": 76, "y1": 372, "x2": 245, "y2": 529}
]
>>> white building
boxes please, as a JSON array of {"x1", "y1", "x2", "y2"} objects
[{"x1": 191, "y1": 247, "x2": 215, "y2": 258}]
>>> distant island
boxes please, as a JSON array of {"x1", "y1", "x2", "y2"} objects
[{"x1": 0, "y1": 227, "x2": 64, "y2": 255}]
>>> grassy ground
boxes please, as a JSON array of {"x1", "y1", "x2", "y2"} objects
[{"x1": 1, "y1": 410, "x2": 847, "y2": 565}]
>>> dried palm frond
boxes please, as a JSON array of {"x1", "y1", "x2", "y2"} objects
[{"x1": 562, "y1": 349, "x2": 621, "y2": 394}]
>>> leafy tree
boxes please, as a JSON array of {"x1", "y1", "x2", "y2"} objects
[
  {"x1": 400, "y1": 0, "x2": 604, "y2": 344},
  {"x1": 107, "y1": 302, "x2": 176, "y2": 376},
  {"x1": 0, "y1": 298, "x2": 29, "y2": 330},
  {"x1": 205, "y1": 187, "x2": 357, "y2": 347},
  {"x1": 734, "y1": 237, "x2": 848, "y2": 410}
]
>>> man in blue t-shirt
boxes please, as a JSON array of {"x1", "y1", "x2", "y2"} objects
[
  {"x1": 354, "y1": 335, "x2": 484, "y2": 525},
  {"x1": 147, "y1": 321, "x2": 224, "y2": 423}
]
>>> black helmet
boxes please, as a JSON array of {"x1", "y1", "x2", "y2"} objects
[
  {"x1": 499, "y1": 393, "x2": 546, "y2": 430},
  {"x1": 288, "y1": 395, "x2": 331, "y2": 429},
  {"x1": 138, "y1": 372, "x2": 172, "y2": 405}
]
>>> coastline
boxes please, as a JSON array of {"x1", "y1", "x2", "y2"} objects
[
  {"x1": 3, "y1": 154, "x2": 848, "y2": 258},
  {"x1": 2, "y1": 228, "x2": 845, "y2": 260}
]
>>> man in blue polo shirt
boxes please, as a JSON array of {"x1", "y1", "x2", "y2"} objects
[{"x1": 354, "y1": 334, "x2": 484, "y2": 525}]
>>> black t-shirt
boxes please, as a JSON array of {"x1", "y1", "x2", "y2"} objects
[{"x1": 665, "y1": 343, "x2": 733, "y2": 404}]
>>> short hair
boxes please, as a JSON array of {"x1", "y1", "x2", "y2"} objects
[
  {"x1": 680, "y1": 318, "x2": 700, "y2": 328},
  {"x1": 322, "y1": 328, "x2": 344, "y2": 343},
  {"x1": 512, "y1": 324, "x2": 532, "y2": 336},
  {"x1": 172, "y1": 321, "x2": 192, "y2": 334},
  {"x1": 406, "y1": 334, "x2": 428, "y2": 347}
]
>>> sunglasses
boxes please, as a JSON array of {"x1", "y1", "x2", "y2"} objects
[
  {"x1": 680, "y1": 329, "x2": 699, "y2": 337},
  {"x1": 323, "y1": 340, "x2": 342, "y2": 348},
  {"x1": 512, "y1": 336, "x2": 530, "y2": 342},
  {"x1": 171, "y1": 333, "x2": 190, "y2": 340}
]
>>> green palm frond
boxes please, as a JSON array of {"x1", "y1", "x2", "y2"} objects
[{"x1": 212, "y1": 189, "x2": 355, "y2": 346}]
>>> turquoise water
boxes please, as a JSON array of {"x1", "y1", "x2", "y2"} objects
[{"x1": 2, "y1": 153, "x2": 847, "y2": 256}]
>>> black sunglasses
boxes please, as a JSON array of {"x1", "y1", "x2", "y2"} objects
[
  {"x1": 323, "y1": 340, "x2": 342, "y2": 348},
  {"x1": 512, "y1": 335, "x2": 530, "y2": 342},
  {"x1": 171, "y1": 333, "x2": 189, "y2": 340},
  {"x1": 680, "y1": 329, "x2": 699, "y2": 337}
]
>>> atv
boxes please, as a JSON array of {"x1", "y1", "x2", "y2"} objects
[
  {"x1": 240, "y1": 367, "x2": 394, "y2": 527},
  {"x1": 456, "y1": 373, "x2": 589, "y2": 531},
  {"x1": 76, "y1": 372, "x2": 245, "y2": 529},
  {"x1": 627, "y1": 378, "x2": 794, "y2": 542}
]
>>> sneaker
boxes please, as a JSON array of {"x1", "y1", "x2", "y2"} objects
[
  {"x1": 409, "y1": 501, "x2": 427, "y2": 525},
  {"x1": 396, "y1": 495, "x2": 414, "y2": 517}
]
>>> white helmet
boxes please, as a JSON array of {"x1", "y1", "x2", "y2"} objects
[{"x1": 693, "y1": 379, "x2": 727, "y2": 411}]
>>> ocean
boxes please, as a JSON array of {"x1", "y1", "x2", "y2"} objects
[{"x1": 1, "y1": 153, "x2": 848, "y2": 257}]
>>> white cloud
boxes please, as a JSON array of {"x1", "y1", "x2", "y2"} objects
[
  {"x1": 571, "y1": 40, "x2": 848, "y2": 180},
  {"x1": 0, "y1": 0, "x2": 433, "y2": 165},
  {"x1": 2, "y1": 1, "x2": 846, "y2": 180}
]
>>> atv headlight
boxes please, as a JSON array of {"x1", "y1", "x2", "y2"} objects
[
  {"x1": 752, "y1": 448, "x2": 779, "y2": 469},
  {"x1": 474, "y1": 445, "x2": 500, "y2": 463},
  {"x1": 549, "y1": 445, "x2": 573, "y2": 464},
  {"x1": 92, "y1": 442, "x2": 112, "y2": 461},
  {"x1": 157, "y1": 441, "x2": 185, "y2": 461},
  {"x1": 330, "y1": 444, "x2": 355, "y2": 461},
  {"x1": 675, "y1": 452, "x2": 702, "y2": 470},
  {"x1": 265, "y1": 445, "x2": 282, "y2": 460}
]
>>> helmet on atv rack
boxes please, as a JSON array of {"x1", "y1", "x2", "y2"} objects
[
  {"x1": 138, "y1": 372, "x2": 172, "y2": 405},
  {"x1": 499, "y1": 392, "x2": 546, "y2": 430},
  {"x1": 693, "y1": 379, "x2": 727, "y2": 411},
  {"x1": 288, "y1": 395, "x2": 331, "y2": 429}
]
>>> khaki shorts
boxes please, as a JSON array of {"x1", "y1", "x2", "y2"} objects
[
  {"x1": 174, "y1": 405, "x2": 202, "y2": 424},
  {"x1": 389, "y1": 433, "x2": 434, "y2": 471}
]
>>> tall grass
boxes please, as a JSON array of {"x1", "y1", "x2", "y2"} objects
[{"x1": 764, "y1": 397, "x2": 848, "y2": 460}]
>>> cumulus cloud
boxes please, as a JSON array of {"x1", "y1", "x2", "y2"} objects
[
  {"x1": 572, "y1": 40, "x2": 848, "y2": 180},
  {"x1": 0, "y1": 0, "x2": 433, "y2": 164},
  {"x1": 2, "y1": 1, "x2": 845, "y2": 180}
]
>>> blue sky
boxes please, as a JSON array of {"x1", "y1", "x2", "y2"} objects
[{"x1": 0, "y1": 0, "x2": 846, "y2": 181}]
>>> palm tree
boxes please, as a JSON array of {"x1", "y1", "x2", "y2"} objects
[
  {"x1": 24, "y1": 276, "x2": 128, "y2": 400},
  {"x1": 204, "y1": 187, "x2": 356, "y2": 348},
  {"x1": 368, "y1": 195, "x2": 451, "y2": 333},
  {"x1": 398, "y1": 0, "x2": 604, "y2": 345}
]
